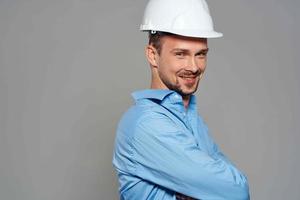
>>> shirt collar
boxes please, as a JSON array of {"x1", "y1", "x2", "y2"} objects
[
  {"x1": 132, "y1": 89, "x2": 197, "y2": 109},
  {"x1": 132, "y1": 89, "x2": 175, "y2": 101}
]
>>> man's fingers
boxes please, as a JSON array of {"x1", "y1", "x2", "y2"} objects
[{"x1": 175, "y1": 192, "x2": 196, "y2": 200}]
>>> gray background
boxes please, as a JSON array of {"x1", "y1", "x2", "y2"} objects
[{"x1": 0, "y1": 0, "x2": 299, "y2": 199}]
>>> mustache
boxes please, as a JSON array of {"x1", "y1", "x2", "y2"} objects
[{"x1": 177, "y1": 69, "x2": 202, "y2": 78}]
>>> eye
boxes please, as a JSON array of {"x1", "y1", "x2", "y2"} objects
[
  {"x1": 174, "y1": 52, "x2": 185, "y2": 58},
  {"x1": 196, "y1": 52, "x2": 207, "y2": 58}
]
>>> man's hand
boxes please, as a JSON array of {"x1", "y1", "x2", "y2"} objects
[{"x1": 175, "y1": 192, "x2": 196, "y2": 200}]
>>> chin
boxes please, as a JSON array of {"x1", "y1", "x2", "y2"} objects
[
  {"x1": 177, "y1": 87, "x2": 197, "y2": 96},
  {"x1": 175, "y1": 81, "x2": 199, "y2": 96}
]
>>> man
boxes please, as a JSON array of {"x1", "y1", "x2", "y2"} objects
[{"x1": 113, "y1": 0, "x2": 250, "y2": 199}]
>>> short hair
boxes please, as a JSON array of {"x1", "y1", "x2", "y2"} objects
[{"x1": 148, "y1": 31, "x2": 173, "y2": 55}]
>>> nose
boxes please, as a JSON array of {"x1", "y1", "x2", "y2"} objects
[{"x1": 186, "y1": 57, "x2": 199, "y2": 73}]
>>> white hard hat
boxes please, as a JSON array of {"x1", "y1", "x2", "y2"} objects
[{"x1": 140, "y1": 0, "x2": 223, "y2": 38}]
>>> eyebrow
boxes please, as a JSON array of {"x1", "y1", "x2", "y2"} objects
[
  {"x1": 196, "y1": 48, "x2": 209, "y2": 54},
  {"x1": 170, "y1": 48, "x2": 209, "y2": 54}
]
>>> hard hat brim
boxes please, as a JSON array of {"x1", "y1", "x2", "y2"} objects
[{"x1": 140, "y1": 27, "x2": 223, "y2": 38}]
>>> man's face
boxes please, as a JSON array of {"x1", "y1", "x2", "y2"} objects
[{"x1": 150, "y1": 34, "x2": 208, "y2": 96}]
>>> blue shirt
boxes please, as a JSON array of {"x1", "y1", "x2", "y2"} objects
[{"x1": 112, "y1": 89, "x2": 249, "y2": 200}]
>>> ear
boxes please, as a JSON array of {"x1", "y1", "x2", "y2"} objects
[{"x1": 145, "y1": 45, "x2": 158, "y2": 68}]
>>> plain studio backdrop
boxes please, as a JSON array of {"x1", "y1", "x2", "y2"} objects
[{"x1": 0, "y1": 0, "x2": 299, "y2": 199}]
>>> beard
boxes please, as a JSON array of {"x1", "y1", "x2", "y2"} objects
[{"x1": 159, "y1": 69, "x2": 202, "y2": 96}]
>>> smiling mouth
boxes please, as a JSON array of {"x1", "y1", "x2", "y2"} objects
[
  {"x1": 178, "y1": 76, "x2": 198, "y2": 86},
  {"x1": 179, "y1": 75, "x2": 197, "y2": 79},
  {"x1": 178, "y1": 74, "x2": 199, "y2": 80},
  {"x1": 177, "y1": 69, "x2": 202, "y2": 85}
]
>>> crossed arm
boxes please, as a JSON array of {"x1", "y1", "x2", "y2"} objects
[{"x1": 132, "y1": 114, "x2": 249, "y2": 200}]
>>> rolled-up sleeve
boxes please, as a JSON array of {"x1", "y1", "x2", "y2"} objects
[{"x1": 131, "y1": 113, "x2": 250, "y2": 200}]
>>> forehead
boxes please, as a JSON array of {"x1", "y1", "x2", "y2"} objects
[{"x1": 161, "y1": 34, "x2": 208, "y2": 51}]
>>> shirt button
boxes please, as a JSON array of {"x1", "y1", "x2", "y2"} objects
[{"x1": 174, "y1": 94, "x2": 180, "y2": 99}]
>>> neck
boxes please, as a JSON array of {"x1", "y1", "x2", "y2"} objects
[
  {"x1": 150, "y1": 72, "x2": 165, "y2": 89},
  {"x1": 182, "y1": 95, "x2": 190, "y2": 109}
]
